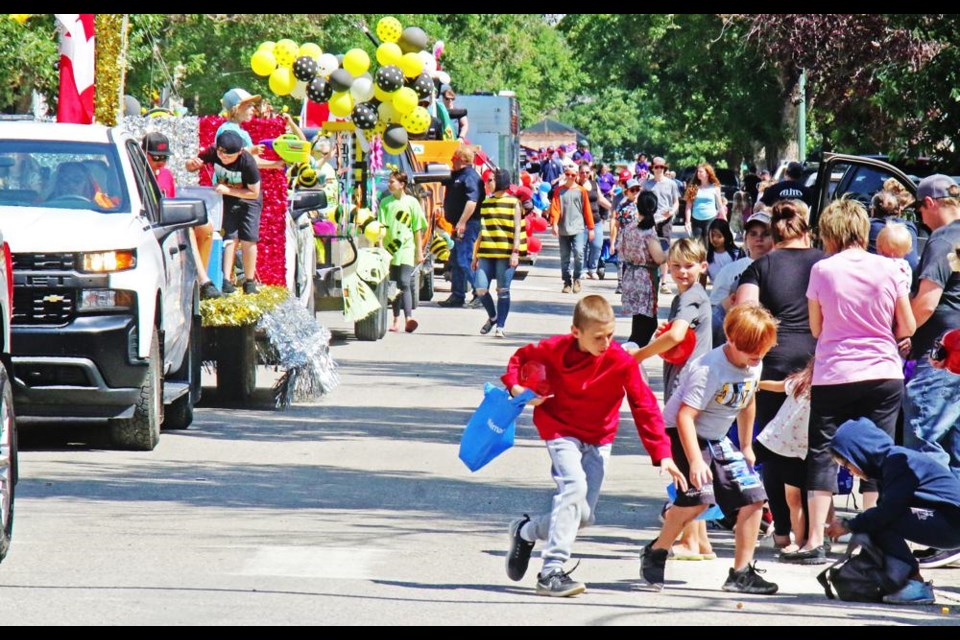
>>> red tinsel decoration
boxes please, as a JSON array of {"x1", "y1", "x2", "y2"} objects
[{"x1": 198, "y1": 115, "x2": 288, "y2": 286}]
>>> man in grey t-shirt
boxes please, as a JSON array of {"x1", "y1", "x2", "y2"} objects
[
  {"x1": 550, "y1": 167, "x2": 595, "y2": 293},
  {"x1": 643, "y1": 157, "x2": 680, "y2": 291}
]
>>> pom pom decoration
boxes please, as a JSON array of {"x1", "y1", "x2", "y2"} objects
[
  {"x1": 377, "y1": 17, "x2": 403, "y2": 44},
  {"x1": 375, "y1": 65, "x2": 405, "y2": 93}
]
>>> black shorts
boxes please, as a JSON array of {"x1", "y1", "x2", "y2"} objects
[
  {"x1": 222, "y1": 198, "x2": 262, "y2": 243},
  {"x1": 668, "y1": 428, "x2": 768, "y2": 514}
]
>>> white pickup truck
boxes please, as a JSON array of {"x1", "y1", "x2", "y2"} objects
[{"x1": 0, "y1": 122, "x2": 206, "y2": 451}]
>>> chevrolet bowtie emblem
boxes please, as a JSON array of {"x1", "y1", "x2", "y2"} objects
[{"x1": 42, "y1": 294, "x2": 65, "y2": 304}]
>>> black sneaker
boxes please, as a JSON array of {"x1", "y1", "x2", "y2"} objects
[
  {"x1": 221, "y1": 281, "x2": 237, "y2": 295},
  {"x1": 779, "y1": 544, "x2": 829, "y2": 565},
  {"x1": 506, "y1": 515, "x2": 535, "y2": 582},
  {"x1": 437, "y1": 296, "x2": 465, "y2": 308},
  {"x1": 722, "y1": 563, "x2": 779, "y2": 595},
  {"x1": 242, "y1": 280, "x2": 259, "y2": 295},
  {"x1": 640, "y1": 542, "x2": 668, "y2": 591},
  {"x1": 200, "y1": 281, "x2": 223, "y2": 300},
  {"x1": 536, "y1": 566, "x2": 585, "y2": 597}
]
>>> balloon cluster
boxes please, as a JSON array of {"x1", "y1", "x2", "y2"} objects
[{"x1": 249, "y1": 18, "x2": 448, "y2": 155}]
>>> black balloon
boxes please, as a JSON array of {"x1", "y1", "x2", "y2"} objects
[
  {"x1": 409, "y1": 73, "x2": 434, "y2": 100},
  {"x1": 375, "y1": 65, "x2": 404, "y2": 93},
  {"x1": 352, "y1": 102, "x2": 378, "y2": 131},
  {"x1": 399, "y1": 27, "x2": 428, "y2": 54},
  {"x1": 307, "y1": 77, "x2": 333, "y2": 104},
  {"x1": 329, "y1": 68, "x2": 355, "y2": 93},
  {"x1": 384, "y1": 124, "x2": 408, "y2": 150},
  {"x1": 293, "y1": 56, "x2": 319, "y2": 82}
]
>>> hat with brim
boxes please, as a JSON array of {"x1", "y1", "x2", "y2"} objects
[
  {"x1": 222, "y1": 88, "x2": 261, "y2": 112},
  {"x1": 745, "y1": 211, "x2": 771, "y2": 228}
]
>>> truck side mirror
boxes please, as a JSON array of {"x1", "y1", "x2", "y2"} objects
[
  {"x1": 414, "y1": 163, "x2": 451, "y2": 184},
  {"x1": 155, "y1": 198, "x2": 207, "y2": 242}
]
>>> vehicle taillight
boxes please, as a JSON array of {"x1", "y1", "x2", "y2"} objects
[{"x1": 2, "y1": 242, "x2": 11, "y2": 319}]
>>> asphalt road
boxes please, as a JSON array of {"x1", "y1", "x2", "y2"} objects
[{"x1": 2, "y1": 234, "x2": 960, "y2": 625}]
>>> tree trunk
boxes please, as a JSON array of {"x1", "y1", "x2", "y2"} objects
[{"x1": 777, "y1": 72, "x2": 801, "y2": 165}]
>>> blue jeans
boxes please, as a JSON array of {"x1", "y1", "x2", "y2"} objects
[
  {"x1": 526, "y1": 437, "x2": 611, "y2": 574},
  {"x1": 873, "y1": 505, "x2": 960, "y2": 571},
  {"x1": 474, "y1": 257, "x2": 516, "y2": 328},
  {"x1": 558, "y1": 232, "x2": 587, "y2": 286},
  {"x1": 450, "y1": 220, "x2": 480, "y2": 302},
  {"x1": 584, "y1": 224, "x2": 604, "y2": 273},
  {"x1": 903, "y1": 360, "x2": 960, "y2": 480}
]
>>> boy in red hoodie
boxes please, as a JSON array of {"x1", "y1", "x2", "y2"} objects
[{"x1": 502, "y1": 295, "x2": 683, "y2": 597}]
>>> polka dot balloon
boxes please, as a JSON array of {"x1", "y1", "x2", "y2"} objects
[
  {"x1": 375, "y1": 65, "x2": 405, "y2": 93},
  {"x1": 401, "y1": 106, "x2": 431, "y2": 135},
  {"x1": 307, "y1": 77, "x2": 333, "y2": 104},
  {"x1": 293, "y1": 56, "x2": 318, "y2": 83},
  {"x1": 376, "y1": 17, "x2": 403, "y2": 44},
  {"x1": 409, "y1": 73, "x2": 434, "y2": 100},
  {"x1": 352, "y1": 102, "x2": 379, "y2": 131}
]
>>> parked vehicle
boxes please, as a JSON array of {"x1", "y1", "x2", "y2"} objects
[
  {"x1": 0, "y1": 122, "x2": 206, "y2": 450},
  {"x1": 0, "y1": 224, "x2": 18, "y2": 564},
  {"x1": 454, "y1": 93, "x2": 521, "y2": 180}
]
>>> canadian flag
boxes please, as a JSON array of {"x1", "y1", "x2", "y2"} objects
[{"x1": 54, "y1": 14, "x2": 96, "y2": 124}]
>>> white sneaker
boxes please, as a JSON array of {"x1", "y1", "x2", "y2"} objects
[{"x1": 494, "y1": 327, "x2": 505, "y2": 338}]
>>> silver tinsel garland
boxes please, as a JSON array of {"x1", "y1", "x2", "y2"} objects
[
  {"x1": 118, "y1": 115, "x2": 200, "y2": 188},
  {"x1": 257, "y1": 298, "x2": 339, "y2": 409}
]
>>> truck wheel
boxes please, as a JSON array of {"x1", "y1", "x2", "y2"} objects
[
  {"x1": 355, "y1": 278, "x2": 387, "y2": 342},
  {"x1": 109, "y1": 327, "x2": 162, "y2": 451},
  {"x1": 0, "y1": 362, "x2": 16, "y2": 564},
  {"x1": 215, "y1": 325, "x2": 257, "y2": 402},
  {"x1": 419, "y1": 267, "x2": 434, "y2": 302},
  {"x1": 164, "y1": 311, "x2": 201, "y2": 430}
]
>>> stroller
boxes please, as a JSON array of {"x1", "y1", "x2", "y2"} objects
[{"x1": 596, "y1": 238, "x2": 619, "y2": 280}]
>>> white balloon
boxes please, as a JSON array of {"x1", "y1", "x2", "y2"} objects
[
  {"x1": 418, "y1": 51, "x2": 438, "y2": 76},
  {"x1": 436, "y1": 71, "x2": 451, "y2": 85},
  {"x1": 317, "y1": 53, "x2": 340, "y2": 77},
  {"x1": 350, "y1": 76, "x2": 375, "y2": 102},
  {"x1": 290, "y1": 80, "x2": 308, "y2": 100}
]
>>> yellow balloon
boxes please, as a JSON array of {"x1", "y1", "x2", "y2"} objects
[
  {"x1": 373, "y1": 121, "x2": 388, "y2": 136},
  {"x1": 364, "y1": 220, "x2": 383, "y2": 243},
  {"x1": 273, "y1": 39, "x2": 299, "y2": 69},
  {"x1": 9, "y1": 14, "x2": 31, "y2": 25},
  {"x1": 378, "y1": 101, "x2": 401, "y2": 125},
  {"x1": 400, "y1": 53, "x2": 424, "y2": 79},
  {"x1": 402, "y1": 106, "x2": 431, "y2": 135},
  {"x1": 343, "y1": 48, "x2": 371, "y2": 78},
  {"x1": 258, "y1": 41, "x2": 276, "y2": 52},
  {"x1": 373, "y1": 85, "x2": 396, "y2": 104},
  {"x1": 376, "y1": 17, "x2": 403, "y2": 44},
  {"x1": 329, "y1": 91, "x2": 355, "y2": 118},
  {"x1": 376, "y1": 42, "x2": 403, "y2": 67},
  {"x1": 251, "y1": 49, "x2": 278, "y2": 77},
  {"x1": 392, "y1": 87, "x2": 419, "y2": 115},
  {"x1": 298, "y1": 42, "x2": 323, "y2": 61},
  {"x1": 268, "y1": 66, "x2": 297, "y2": 96},
  {"x1": 383, "y1": 141, "x2": 407, "y2": 155}
]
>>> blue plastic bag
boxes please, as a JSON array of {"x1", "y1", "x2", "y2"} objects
[
  {"x1": 459, "y1": 384, "x2": 536, "y2": 472},
  {"x1": 666, "y1": 483, "x2": 725, "y2": 521}
]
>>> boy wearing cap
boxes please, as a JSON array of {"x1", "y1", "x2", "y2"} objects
[
  {"x1": 186, "y1": 130, "x2": 262, "y2": 295},
  {"x1": 218, "y1": 88, "x2": 285, "y2": 170},
  {"x1": 143, "y1": 132, "x2": 221, "y2": 300},
  {"x1": 759, "y1": 162, "x2": 811, "y2": 209},
  {"x1": 549, "y1": 167, "x2": 594, "y2": 294}
]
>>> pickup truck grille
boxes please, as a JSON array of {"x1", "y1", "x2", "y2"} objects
[
  {"x1": 13, "y1": 289, "x2": 76, "y2": 325},
  {"x1": 12, "y1": 253, "x2": 77, "y2": 271}
]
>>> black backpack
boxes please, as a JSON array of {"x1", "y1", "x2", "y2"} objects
[{"x1": 816, "y1": 534, "x2": 913, "y2": 602}]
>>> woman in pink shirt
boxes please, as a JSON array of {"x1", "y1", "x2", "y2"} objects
[{"x1": 782, "y1": 199, "x2": 915, "y2": 564}]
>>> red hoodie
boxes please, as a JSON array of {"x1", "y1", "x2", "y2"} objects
[{"x1": 501, "y1": 335, "x2": 671, "y2": 464}]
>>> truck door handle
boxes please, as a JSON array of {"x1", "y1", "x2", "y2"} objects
[{"x1": 168, "y1": 246, "x2": 181, "y2": 256}]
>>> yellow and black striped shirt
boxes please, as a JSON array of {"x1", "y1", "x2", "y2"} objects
[{"x1": 478, "y1": 194, "x2": 527, "y2": 259}]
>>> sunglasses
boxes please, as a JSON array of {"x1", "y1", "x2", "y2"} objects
[
  {"x1": 628, "y1": 187, "x2": 641, "y2": 193},
  {"x1": 150, "y1": 154, "x2": 169, "y2": 162},
  {"x1": 653, "y1": 165, "x2": 666, "y2": 170}
]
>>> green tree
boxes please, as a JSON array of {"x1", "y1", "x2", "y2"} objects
[{"x1": 0, "y1": 15, "x2": 59, "y2": 114}]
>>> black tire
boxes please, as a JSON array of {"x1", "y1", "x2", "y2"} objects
[
  {"x1": 410, "y1": 271, "x2": 420, "y2": 310},
  {"x1": 214, "y1": 325, "x2": 257, "y2": 402},
  {"x1": 597, "y1": 264, "x2": 606, "y2": 281},
  {"x1": 355, "y1": 278, "x2": 387, "y2": 342},
  {"x1": 164, "y1": 311, "x2": 201, "y2": 431},
  {"x1": 109, "y1": 327, "x2": 162, "y2": 451},
  {"x1": 419, "y1": 267, "x2": 434, "y2": 302},
  {"x1": 0, "y1": 362, "x2": 16, "y2": 564}
]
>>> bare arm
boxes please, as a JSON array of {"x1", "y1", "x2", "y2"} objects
[
  {"x1": 677, "y1": 403, "x2": 711, "y2": 490},
  {"x1": 609, "y1": 216, "x2": 619, "y2": 253},
  {"x1": 893, "y1": 294, "x2": 917, "y2": 340},
  {"x1": 734, "y1": 282, "x2": 760, "y2": 306},
  {"x1": 597, "y1": 191, "x2": 612, "y2": 210},
  {"x1": 633, "y1": 318, "x2": 688, "y2": 361},
  {"x1": 911, "y1": 278, "x2": 943, "y2": 329},
  {"x1": 647, "y1": 236, "x2": 666, "y2": 265},
  {"x1": 759, "y1": 379, "x2": 786, "y2": 393},
  {"x1": 457, "y1": 200, "x2": 478, "y2": 229},
  {"x1": 808, "y1": 298, "x2": 823, "y2": 339},
  {"x1": 737, "y1": 395, "x2": 757, "y2": 467},
  {"x1": 215, "y1": 181, "x2": 260, "y2": 200}
]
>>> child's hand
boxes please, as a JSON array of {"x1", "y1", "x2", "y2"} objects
[
  {"x1": 214, "y1": 184, "x2": 231, "y2": 196},
  {"x1": 511, "y1": 385, "x2": 548, "y2": 406},
  {"x1": 185, "y1": 157, "x2": 204, "y2": 172},
  {"x1": 688, "y1": 458, "x2": 712, "y2": 490},
  {"x1": 660, "y1": 458, "x2": 687, "y2": 493},
  {"x1": 250, "y1": 144, "x2": 265, "y2": 156},
  {"x1": 654, "y1": 321, "x2": 669, "y2": 338},
  {"x1": 741, "y1": 445, "x2": 756, "y2": 469},
  {"x1": 897, "y1": 336, "x2": 912, "y2": 358},
  {"x1": 826, "y1": 517, "x2": 850, "y2": 540}
]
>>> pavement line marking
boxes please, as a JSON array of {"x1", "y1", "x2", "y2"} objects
[{"x1": 241, "y1": 546, "x2": 386, "y2": 579}]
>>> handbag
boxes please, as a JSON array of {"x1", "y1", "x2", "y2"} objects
[
  {"x1": 458, "y1": 384, "x2": 536, "y2": 472},
  {"x1": 816, "y1": 533, "x2": 913, "y2": 602}
]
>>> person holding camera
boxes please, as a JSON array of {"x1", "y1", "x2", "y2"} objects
[{"x1": 610, "y1": 179, "x2": 666, "y2": 346}]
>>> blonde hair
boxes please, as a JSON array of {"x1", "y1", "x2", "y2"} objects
[
  {"x1": 770, "y1": 199, "x2": 810, "y2": 243},
  {"x1": 877, "y1": 222, "x2": 912, "y2": 259},
  {"x1": 819, "y1": 198, "x2": 870, "y2": 251},
  {"x1": 573, "y1": 295, "x2": 615, "y2": 329},
  {"x1": 452, "y1": 145, "x2": 475, "y2": 164},
  {"x1": 883, "y1": 178, "x2": 915, "y2": 210},
  {"x1": 667, "y1": 237, "x2": 707, "y2": 265},
  {"x1": 724, "y1": 303, "x2": 779, "y2": 354}
]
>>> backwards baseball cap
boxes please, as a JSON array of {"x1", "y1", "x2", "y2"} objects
[
  {"x1": 786, "y1": 161, "x2": 804, "y2": 179},
  {"x1": 618, "y1": 169, "x2": 632, "y2": 182},
  {"x1": 216, "y1": 130, "x2": 245, "y2": 154},
  {"x1": 221, "y1": 88, "x2": 261, "y2": 112},
  {"x1": 917, "y1": 174, "x2": 960, "y2": 201},
  {"x1": 745, "y1": 211, "x2": 772, "y2": 229},
  {"x1": 142, "y1": 131, "x2": 171, "y2": 157}
]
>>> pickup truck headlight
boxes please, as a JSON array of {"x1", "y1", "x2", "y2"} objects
[
  {"x1": 81, "y1": 249, "x2": 136, "y2": 273},
  {"x1": 77, "y1": 289, "x2": 135, "y2": 311}
]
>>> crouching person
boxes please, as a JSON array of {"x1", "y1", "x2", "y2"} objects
[{"x1": 828, "y1": 417, "x2": 960, "y2": 605}]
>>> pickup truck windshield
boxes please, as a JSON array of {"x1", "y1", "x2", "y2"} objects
[{"x1": 0, "y1": 141, "x2": 129, "y2": 213}]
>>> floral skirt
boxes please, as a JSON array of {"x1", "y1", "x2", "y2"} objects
[{"x1": 620, "y1": 262, "x2": 658, "y2": 317}]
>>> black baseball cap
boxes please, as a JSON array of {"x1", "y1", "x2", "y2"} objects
[
  {"x1": 142, "y1": 132, "x2": 171, "y2": 157},
  {"x1": 216, "y1": 130, "x2": 245, "y2": 154}
]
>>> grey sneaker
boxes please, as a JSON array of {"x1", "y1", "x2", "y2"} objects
[
  {"x1": 200, "y1": 281, "x2": 223, "y2": 300},
  {"x1": 722, "y1": 563, "x2": 779, "y2": 595},
  {"x1": 640, "y1": 542, "x2": 668, "y2": 591},
  {"x1": 536, "y1": 566, "x2": 585, "y2": 597},
  {"x1": 468, "y1": 296, "x2": 485, "y2": 309},
  {"x1": 882, "y1": 579, "x2": 935, "y2": 605},
  {"x1": 506, "y1": 515, "x2": 535, "y2": 582},
  {"x1": 572, "y1": 280, "x2": 582, "y2": 294},
  {"x1": 242, "y1": 280, "x2": 259, "y2": 295},
  {"x1": 221, "y1": 281, "x2": 237, "y2": 295}
]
